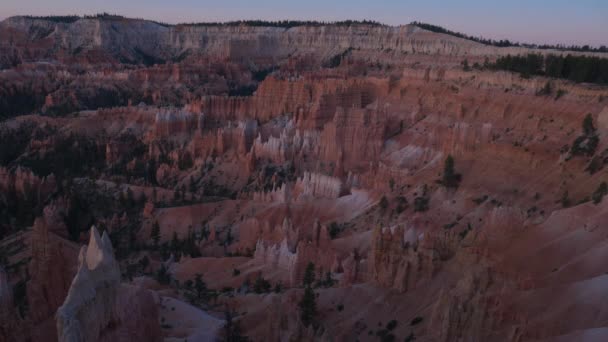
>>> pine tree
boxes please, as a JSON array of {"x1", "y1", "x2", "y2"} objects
[
  {"x1": 592, "y1": 182, "x2": 608, "y2": 204},
  {"x1": 379, "y1": 195, "x2": 389, "y2": 209},
  {"x1": 126, "y1": 188, "x2": 135, "y2": 207},
  {"x1": 303, "y1": 262, "x2": 316, "y2": 287},
  {"x1": 171, "y1": 231, "x2": 180, "y2": 257},
  {"x1": 299, "y1": 286, "x2": 317, "y2": 327},
  {"x1": 194, "y1": 274, "x2": 207, "y2": 301},
  {"x1": 442, "y1": 155, "x2": 461, "y2": 188},
  {"x1": 189, "y1": 176, "x2": 196, "y2": 193},
  {"x1": 150, "y1": 221, "x2": 161, "y2": 248},
  {"x1": 224, "y1": 310, "x2": 249, "y2": 342},
  {"x1": 583, "y1": 114, "x2": 596, "y2": 136}
]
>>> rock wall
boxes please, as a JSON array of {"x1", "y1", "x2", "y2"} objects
[
  {"x1": 428, "y1": 267, "x2": 497, "y2": 342},
  {"x1": 3, "y1": 17, "x2": 600, "y2": 66},
  {"x1": 0, "y1": 166, "x2": 56, "y2": 202},
  {"x1": 27, "y1": 210, "x2": 80, "y2": 326},
  {"x1": 369, "y1": 225, "x2": 440, "y2": 292},
  {"x1": 154, "y1": 109, "x2": 203, "y2": 138},
  {"x1": 253, "y1": 220, "x2": 335, "y2": 286}
]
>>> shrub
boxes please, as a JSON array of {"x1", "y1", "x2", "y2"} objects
[
  {"x1": 410, "y1": 316, "x2": 424, "y2": 326},
  {"x1": 303, "y1": 262, "x2": 316, "y2": 287},
  {"x1": 328, "y1": 222, "x2": 341, "y2": 239},
  {"x1": 396, "y1": 196, "x2": 408, "y2": 213},
  {"x1": 561, "y1": 191, "x2": 571, "y2": 208},
  {"x1": 442, "y1": 155, "x2": 461, "y2": 188},
  {"x1": 299, "y1": 286, "x2": 317, "y2": 327},
  {"x1": 150, "y1": 221, "x2": 160, "y2": 248},
  {"x1": 253, "y1": 276, "x2": 272, "y2": 293},
  {"x1": 379, "y1": 196, "x2": 389, "y2": 209},
  {"x1": 414, "y1": 196, "x2": 429, "y2": 212},
  {"x1": 537, "y1": 81, "x2": 553, "y2": 96},
  {"x1": 592, "y1": 182, "x2": 608, "y2": 204},
  {"x1": 571, "y1": 114, "x2": 599, "y2": 157}
]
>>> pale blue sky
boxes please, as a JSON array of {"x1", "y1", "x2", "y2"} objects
[{"x1": 1, "y1": 0, "x2": 606, "y2": 46}]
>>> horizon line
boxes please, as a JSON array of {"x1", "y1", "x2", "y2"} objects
[{"x1": 2, "y1": 13, "x2": 607, "y2": 49}]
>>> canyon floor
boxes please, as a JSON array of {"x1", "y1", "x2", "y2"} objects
[{"x1": 1, "y1": 15, "x2": 608, "y2": 342}]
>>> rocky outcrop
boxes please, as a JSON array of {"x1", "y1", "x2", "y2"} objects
[
  {"x1": 253, "y1": 220, "x2": 335, "y2": 286},
  {"x1": 252, "y1": 182, "x2": 291, "y2": 203},
  {"x1": 56, "y1": 227, "x2": 161, "y2": 342},
  {"x1": 428, "y1": 267, "x2": 496, "y2": 342},
  {"x1": 369, "y1": 225, "x2": 440, "y2": 292},
  {"x1": 294, "y1": 172, "x2": 350, "y2": 200},
  {"x1": 0, "y1": 166, "x2": 56, "y2": 202},
  {"x1": 27, "y1": 208, "x2": 79, "y2": 326},
  {"x1": 154, "y1": 109, "x2": 203, "y2": 138},
  {"x1": 3, "y1": 16, "x2": 597, "y2": 67}
]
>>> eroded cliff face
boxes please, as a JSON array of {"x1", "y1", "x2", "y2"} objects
[
  {"x1": 56, "y1": 227, "x2": 161, "y2": 342},
  {"x1": 369, "y1": 225, "x2": 439, "y2": 292},
  {"x1": 27, "y1": 210, "x2": 80, "y2": 326},
  {"x1": 1, "y1": 14, "x2": 608, "y2": 342}
]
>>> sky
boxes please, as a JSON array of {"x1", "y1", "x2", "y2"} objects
[{"x1": 0, "y1": 0, "x2": 606, "y2": 47}]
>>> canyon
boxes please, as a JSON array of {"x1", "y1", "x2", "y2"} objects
[{"x1": 0, "y1": 14, "x2": 608, "y2": 342}]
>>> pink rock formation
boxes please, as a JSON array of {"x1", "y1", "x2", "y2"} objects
[
  {"x1": 27, "y1": 210, "x2": 79, "y2": 326},
  {"x1": 294, "y1": 172, "x2": 350, "y2": 200},
  {"x1": 369, "y1": 225, "x2": 440, "y2": 292}
]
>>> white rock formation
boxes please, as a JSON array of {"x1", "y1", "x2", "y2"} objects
[
  {"x1": 56, "y1": 226, "x2": 121, "y2": 342},
  {"x1": 294, "y1": 171, "x2": 350, "y2": 200}
]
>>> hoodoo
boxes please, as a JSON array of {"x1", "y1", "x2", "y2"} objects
[{"x1": 0, "y1": 9, "x2": 607, "y2": 342}]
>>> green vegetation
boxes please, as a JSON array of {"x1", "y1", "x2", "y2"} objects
[
  {"x1": 379, "y1": 196, "x2": 389, "y2": 210},
  {"x1": 303, "y1": 262, "x2": 316, "y2": 287},
  {"x1": 412, "y1": 21, "x2": 608, "y2": 53},
  {"x1": 442, "y1": 155, "x2": 461, "y2": 188},
  {"x1": 537, "y1": 81, "x2": 553, "y2": 96},
  {"x1": 181, "y1": 19, "x2": 383, "y2": 28},
  {"x1": 150, "y1": 221, "x2": 160, "y2": 248},
  {"x1": 193, "y1": 274, "x2": 208, "y2": 301},
  {"x1": 253, "y1": 275, "x2": 272, "y2": 293},
  {"x1": 316, "y1": 271, "x2": 336, "y2": 288},
  {"x1": 155, "y1": 264, "x2": 172, "y2": 285},
  {"x1": 570, "y1": 114, "x2": 599, "y2": 157},
  {"x1": 328, "y1": 222, "x2": 341, "y2": 239},
  {"x1": 325, "y1": 48, "x2": 353, "y2": 68},
  {"x1": 299, "y1": 285, "x2": 317, "y2": 327},
  {"x1": 561, "y1": 191, "x2": 572, "y2": 208},
  {"x1": 396, "y1": 196, "x2": 408, "y2": 213},
  {"x1": 414, "y1": 188, "x2": 430, "y2": 212},
  {"x1": 224, "y1": 310, "x2": 250, "y2": 342},
  {"x1": 492, "y1": 54, "x2": 608, "y2": 85},
  {"x1": 13, "y1": 279, "x2": 28, "y2": 318},
  {"x1": 410, "y1": 316, "x2": 424, "y2": 326},
  {"x1": 592, "y1": 182, "x2": 608, "y2": 204},
  {"x1": 22, "y1": 15, "x2": 81, "y2": 23},
  {"x1": 375, "y1": 320, "x2": 398, "y2": 341},
  {"x1": 299, "y1": 262, "x2": 318, "y2": 327}
]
